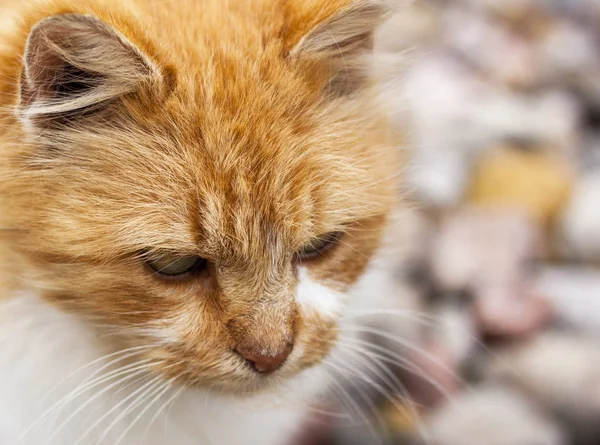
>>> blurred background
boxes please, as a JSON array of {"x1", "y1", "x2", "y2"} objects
[{"x1": 301, "y1": 1, "x2": 600, "y2": 444}]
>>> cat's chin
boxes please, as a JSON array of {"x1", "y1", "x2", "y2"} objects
[
  {"x1": 175, "y1": 363, "x2": 328, "y2": 403},
  {"x1": 172, "y1": 368, "x2": 308, "y2": 397},
  {"x1": 153, "y1": 357, "x2": 328, "y2": 399},
  {"x1": 203, "y1": 377, "x2": 288, "y2": 397}
]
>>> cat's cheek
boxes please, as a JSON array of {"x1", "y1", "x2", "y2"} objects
[{"x1": 145, "y1": 304, "x2": 202, "y2": 346}]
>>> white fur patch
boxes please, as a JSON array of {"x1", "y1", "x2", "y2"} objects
[{"x1": 295, "y1": 267, "x2": 344, "y2": 318}]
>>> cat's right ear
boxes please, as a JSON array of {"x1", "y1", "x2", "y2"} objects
[
  {"x1": 19, "y1": 14, "x2": 163, "y2": 122},
  {"x1": 288, "y1": 0, "x2": 390, "y2": 98}
]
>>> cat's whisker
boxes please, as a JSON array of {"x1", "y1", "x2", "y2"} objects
[
  {"x1": 69, "y1": 359, "x2": 157, "y2": 401},
  {"x1": 340, "y1": 367, "x2": 393, "y2": 443},
  {"x1": 323, "y1": 360, "x2": 387, "y2": 445},
  {"x1": 340, "y1": 324, "x2": 463, "y2": 384},
  {"x1": 40, "y1": 345, "x2": 155, "y2": 405},
  {"x1": 344, "y1": 308, "x2": 528, "y2": 383},
  {"x1": 19, "y1": 358, "x2": 158, "y2": 442},
  {"x1": 321, "y1": 362, "x2": 373, "y2": 430},
  {"x1": 162, "y1": 380, "x2": 189, "y2": 436},
  {"x1": 274, "y1": 374, "x2": 351, "y2": 420},
  {"x1": 54, "y1": 361, "x2": 154, "y2": 416},
  {"x1": 74, "y1": 373, "x2": 167, "y2": 445},
  {"x1": 334, "y1": 339, "x2": 430, "y2": 441},
  {"x1": 41, "y1": 364, "x2": 163, "y2": 445},
  {"x1": 343, "y1": 307, "x2": 447, "y2": 323},
  {"x1": 142, "y1": 377, "x2": 188, "y2": 441},
  {"x1": 339, "y1": 335, "x2": 464, "y2": 402},
  {"x1": 113, "y1": 371, "x2": 184, "y2": 445},
  {"x1": 331, "y1": 353, "x2": 402, "y2": 418},
  {"x1": 304, "y1": 404, "x2": 353, "y2": 420}
]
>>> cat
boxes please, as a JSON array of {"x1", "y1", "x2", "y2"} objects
[{"x1": 0, "y1": 0, "x2": 403, "y2": 444}]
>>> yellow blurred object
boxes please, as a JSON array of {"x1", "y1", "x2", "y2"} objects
[
  {"x1": 468, "y1": 146, "x2": 574, "y2": 225},
  {"x1": 381, "y1": 401, "x2": 421, "y2": 436}
]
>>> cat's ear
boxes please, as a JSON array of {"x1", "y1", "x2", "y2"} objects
[
  {"x1": 19, "y1": 14, "x2": 162, "y2": 120},
  {"x1": 289, "y1": 0, "x2": 389, "y2": 97}
]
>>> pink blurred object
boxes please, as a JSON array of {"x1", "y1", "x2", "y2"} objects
[{"x1": 474, "y1": 286, "x2": 554, "y2": 337}]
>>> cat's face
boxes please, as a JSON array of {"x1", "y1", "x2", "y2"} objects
[{"x1": 0, "y1": 0, "x2": 397, "y2": 393}]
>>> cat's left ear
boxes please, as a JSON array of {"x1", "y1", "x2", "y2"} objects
[
  {"x1": 19, "y1": 14, "x2": 163, "y2": 121},
  {"x1": 289, "y1": 0, "x2": 389, "y2": 97}
]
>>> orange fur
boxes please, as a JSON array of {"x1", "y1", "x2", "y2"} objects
[{"x1": 0, "y1": 0, "x2": 399, "y2": 393}]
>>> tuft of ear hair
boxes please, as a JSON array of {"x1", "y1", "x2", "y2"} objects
[
  {"x1": 19, "y1": 14, "x2": 161, "y2": 120},
  {"x1": 290, "y1": 0, "x2": 390, "y2": 97}
]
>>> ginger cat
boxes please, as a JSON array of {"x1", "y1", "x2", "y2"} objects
[{"x1": 0, "y1": 0, "x2": 401, "y2": 444}]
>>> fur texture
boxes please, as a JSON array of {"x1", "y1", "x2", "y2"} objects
[{"x1": 0, "y1": 1, "x2": 401, "y2": 444}]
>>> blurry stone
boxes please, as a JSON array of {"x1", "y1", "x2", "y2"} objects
[
  {"x1": 400, "y1": 338, "x2": 463, "y2": 409},
  {"x1": 402, "y1": 54, "x2": 485, "y2": 207},
  {"x1": 468, "y1": 146, "x2": 574, "y2": 225},
  {"x1": 425, "y1": 385, "x2": 567, "y2": 445},
  {"x1": 442, "y1": 6, "x2": 539, "y2": 88},
  {"x1": 537, "y1": 20, "x2": 599, "y2": 83},
  {"x1": 408, "y1": 146, "x2": 472, "y2": 208},
  {"x1": 467, "y1": 91, "x2": 581, "y2": 151},
  {"x1": 533, "y1": 267, "x2": 600, "y2": 334},
  {"x1": 578, "y1": 133, "x2": 600, "y2": 171},
  {"x1": 559, "y1": 172, "x2": 600, "y2": 261},
  {"x1": 430, "y1": 302, "x2": 477, "y2": 367},
  {"x1": 489, "y1": 332, "x2": 600, "y2": 422},
  {"x1": 431, "y1": 208, "x2": 541, "y2": 291},
  {"x1": 402, "y1": 54, "x2": 486, "y2": 133},
  {"x1": 542, "y1": 0, "x2": 600, "y2": 20},
  {"x1": 474, "y1": 285, "x2": 554, "y2": 338},
  {"x1": 456, "y1": 0, "x2": 540, "y2": 17},
  {"x1": 578, "y1": 71, "x2": 600, "y2": 110}
]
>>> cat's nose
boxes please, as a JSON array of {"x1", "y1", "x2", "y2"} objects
[{"x1": 236, "y1": 341, "x2": 293, "y2": 374}]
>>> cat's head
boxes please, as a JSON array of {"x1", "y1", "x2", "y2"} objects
[{"x1": 1, "y1": 0, "x2": 398, "y2": 393}]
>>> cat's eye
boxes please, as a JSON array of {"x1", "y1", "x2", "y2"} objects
[
  {"x1": 295, "y1": 231, "x2": 343, "y2": 261},
  {"x1": 146, "y1": 254, "x2": 206, "y2": 277}
]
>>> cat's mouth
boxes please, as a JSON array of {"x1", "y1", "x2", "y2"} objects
[
  {"x1": 153, "y1": 359, "x2": 298, "y2": 395},
  {"x1": 133, "y1": 311, "x2": 339, "y2": 395}
]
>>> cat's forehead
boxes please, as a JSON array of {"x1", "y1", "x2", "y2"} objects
[
  {"x1": 135, "y1": 89, "x2": 362, "y2": 248},
  {"x1": 185, "y1": 131, "x2": 350, "y2": 252}
]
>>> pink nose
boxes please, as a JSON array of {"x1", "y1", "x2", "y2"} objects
[{"x1": 236, "y1": 342, "x2": 293, "y2": 374}]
